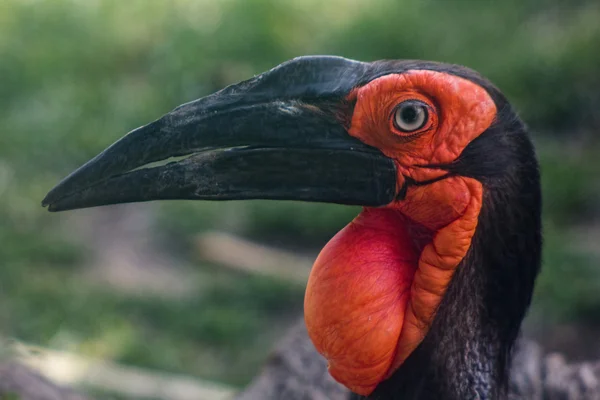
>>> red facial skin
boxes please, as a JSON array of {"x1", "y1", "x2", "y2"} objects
[{"x1": 304, "y1": 71, "x2": 496, "y2": 395}]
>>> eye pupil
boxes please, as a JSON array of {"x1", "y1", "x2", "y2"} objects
[
  {"x1": 393, "y1": 101, "x2": 429, "y2": 133},
  {"x1": 401, "y1": 106, "x2": 418, "y2": 124}
]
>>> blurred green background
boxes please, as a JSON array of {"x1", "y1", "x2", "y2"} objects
[{"x1": 1, "y1": 0, "x2": 599, "y2": 398}]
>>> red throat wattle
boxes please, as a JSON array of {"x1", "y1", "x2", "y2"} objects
[
  {"x1": 304, "y1": 70, "x2": 493, "y2": 396},
  {"x1": 304, "y1": 208, "x2": 431, "y2": 395},
  {"x1": 304, "y1": 178, "x2": 483, "y2": 396}
]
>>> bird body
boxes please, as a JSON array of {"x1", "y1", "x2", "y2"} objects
[{"x1": 43, "y1": 56, "x2": 542, "y2": 400}]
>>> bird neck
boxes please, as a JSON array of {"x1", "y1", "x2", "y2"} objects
[
  {"x1": 368, "y1": 239, "x2": 506, "y2": 400},
  {"x1": 365, "y1": 163, "x2": 542, "y2": 400}
]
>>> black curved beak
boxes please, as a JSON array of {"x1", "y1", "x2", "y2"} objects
[{"x1": 42, "y1": 56, "x2": 397, "y2": 212}]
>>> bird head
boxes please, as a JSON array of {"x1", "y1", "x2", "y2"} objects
[{"x1": 43, "y1": 56, "x2": 541, "y2": 397}]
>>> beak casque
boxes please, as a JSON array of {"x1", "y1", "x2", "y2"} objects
[{"x1": 43, "y1": 56, "x2": 397, "y2": 211}]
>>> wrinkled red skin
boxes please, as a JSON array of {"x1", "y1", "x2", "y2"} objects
[
  {"x1": 304, "y1": 209, "x2": 428, "y2": 395},
  {"x1": 304, "y1": 70, "x2": 494, "y2": 395}
]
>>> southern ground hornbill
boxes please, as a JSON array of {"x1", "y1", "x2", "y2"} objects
[{"x1": 43, "y1": 56, "x2": 541, "y2": 400}]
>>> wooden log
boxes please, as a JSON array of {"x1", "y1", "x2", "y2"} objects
[
  {"x1": 0, "y1": 362, "x2": 91, "y2": 400},
  {"x1": 195, "y1": 231, "x2": 312, "y2": 285},
  {"x1": 1, "y1": 344, "x2": 235, "y2": 400}
]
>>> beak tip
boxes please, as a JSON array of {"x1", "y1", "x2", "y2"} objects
[
  {"x1": 41, "y1": 200, "x2": 56, "y2": 212},
  {"x1": 41, "y1": 196, "x2": 51, "y2": 209},
  {"x1": 43, "y1": 199, "x2": 70, "y2": 212},
  {"x1": 41, "y1": 189, "x2": 55, "y2": 207},
  {"x1": 42, "y1": 187, "x2": 64, "y2": 212}
]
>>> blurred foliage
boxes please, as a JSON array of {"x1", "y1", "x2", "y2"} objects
[
  {"x1": 532, "y1": 223, "x2": 600, "y2": 323},
  {"x1": 0, "y1": 0, "x2": 599, "y2": 393}
]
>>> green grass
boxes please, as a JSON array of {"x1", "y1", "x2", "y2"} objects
[
  {"x1": 538, "y1": 140, "x2": 600, "y2": 226},
  {"x1": 0, "y1": 177, "x2": 307, "y2": 387},
  {"x1": 0, "y1": 255, "x2": 304, "y2": 387},
  {"x1": 0, "y1": 393, "x2": 21, "y2": 400},
  {"x1": 532, "y1": 223, "x2": 600, "y2": 324}
]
